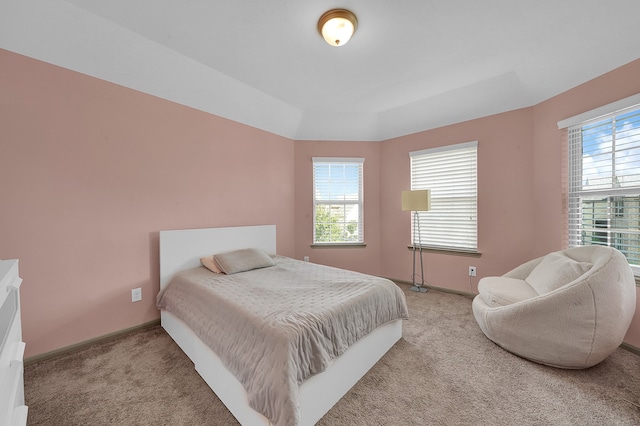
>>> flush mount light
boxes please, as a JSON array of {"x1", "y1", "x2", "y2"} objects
[{"x1": 317, "y1": 9, "x2": 358, "y2": 47}]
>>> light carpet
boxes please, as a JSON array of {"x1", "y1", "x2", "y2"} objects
[{"x1": 24, "y1": 285, "x2": 640, "y2": 425}]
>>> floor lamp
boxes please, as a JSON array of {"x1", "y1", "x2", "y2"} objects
[{"x1": 402, "y1": 190, "x2": 431, "y2": 293}]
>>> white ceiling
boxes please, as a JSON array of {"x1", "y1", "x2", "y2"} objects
[{"x1": 1, "y1": 0, "x2": 640, "y2": 141}]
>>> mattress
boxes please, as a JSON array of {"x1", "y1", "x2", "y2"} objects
[{"x1": 157, "y1": 255, "x2": 408, "y2": 426}]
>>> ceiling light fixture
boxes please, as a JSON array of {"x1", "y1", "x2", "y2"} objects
[{"x1": 317, "y1": 9, "x2": 358, "y2": 47}]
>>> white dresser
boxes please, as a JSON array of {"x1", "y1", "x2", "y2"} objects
[{"x1": 0, "y1": 260, "x2": 28, "y2": 426}]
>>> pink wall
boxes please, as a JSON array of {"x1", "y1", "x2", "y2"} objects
[
  {"x1": 531, "y1": 59, "x2": 640, "y2": 257},
  {"x1": 379, "y1": 109, "x2": 536, "y2": 292},
  {"x1": 294, "y1": 141, "x2": 382, "y2": 275},
  {"x1": 3, "y1": 46, "x2": 640, "y2": 357},
  {"x1": 531, "y1": 59, "x2": 640, "y2": 347},
  {"x1": 0, "y1": 49, "x2": 296, "y2": 357},
  {"x1": 299, "y1": 59, "x2": 640, "y2": 348}
]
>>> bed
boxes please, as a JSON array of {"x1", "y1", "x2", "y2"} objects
[{"x1": 158, "y1": 224, "x2": 407, "y2": 426}]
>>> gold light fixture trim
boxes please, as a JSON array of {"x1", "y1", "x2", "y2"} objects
[{"x1": 317, "y1": 9, "x2": 358, "y2": 47}]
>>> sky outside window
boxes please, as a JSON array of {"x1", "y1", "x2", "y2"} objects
[
  {"x1": 582, "y1": 109, "x2": 640, "y2": 189},
  {"x1": 314, "y1": 164, "x2": 361, "y2": 201}
]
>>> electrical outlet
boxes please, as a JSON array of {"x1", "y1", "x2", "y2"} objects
[
  {"x1": 468, "y1": 266, "x2": 477, "y2": 277},
  {"x1": 303, "y1": 256, "x2": 309, "y2": 262},
  {"x1": 131, "y1": 287, "x2": 142, "y2": 302}
]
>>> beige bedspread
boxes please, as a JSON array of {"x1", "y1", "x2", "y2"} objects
[{"x1": 157, "y1": 255, "x2": 408, "y2": 426}]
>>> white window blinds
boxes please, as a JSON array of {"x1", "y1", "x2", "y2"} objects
[
  {"x1": 312, "y1": 157, "x2": 364, "y2": 244},
  {"x1": 566, "y1": 104, "x2": 640, "y2": 273},
  {"x1": 409, "y1": 141, "x2": 478, "y2": 251}
]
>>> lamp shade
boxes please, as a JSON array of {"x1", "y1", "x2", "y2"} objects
[
  {"x1": 402, "y1": 190, "x2": 431, "y2": 211},
  {"x1": 318, "y1": 9, "x2": 358, "y2": 47}
]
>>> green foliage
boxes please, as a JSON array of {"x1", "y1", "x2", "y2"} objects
[{"x1": 315, "y1": 205, "x2": 359, "y2": 242}]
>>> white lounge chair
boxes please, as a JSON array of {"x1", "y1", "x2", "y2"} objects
[{"x1": 472, "y1": 246, "x2": 636, "y2": 368}]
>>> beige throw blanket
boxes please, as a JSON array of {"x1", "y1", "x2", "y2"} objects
[{"x1": 157, "y1": 256, "x2": 408, "y2": 426}]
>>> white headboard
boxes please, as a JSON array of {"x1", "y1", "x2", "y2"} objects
[{"x1": 159, "y1": 224, "x2": 277, "y2": 289}]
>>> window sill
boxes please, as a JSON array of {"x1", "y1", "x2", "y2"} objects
[
  {"x1": 407, "y1": 245, "x2": 481, "y2": 257},
  {"x1": 311, "y1": 243, "x2": 367, "y2": 248}
]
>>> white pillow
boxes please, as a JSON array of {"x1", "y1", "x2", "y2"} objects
[
  {"x1": 525, "y1": 252, "x2": 592, "y2": 294},
  {"x1": 213, "y1": 248, "x2": 275, "y2": 275}
]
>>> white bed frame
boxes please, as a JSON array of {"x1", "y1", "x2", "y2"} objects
[{"x1": 159, "y1": 225, "x2": 402, "y2": 426}]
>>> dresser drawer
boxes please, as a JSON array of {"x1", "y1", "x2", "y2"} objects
[
  {"x1": 1, "y1": 288, "x2": 20, "y2": 368},
  {"x1": 10, "y1": 406, "x2": 27, "y2": 426},
  {"x1": 0, "y1": 261, "x2": 19, "y2": 310},
  {"x1": 0, "y1": 260, "x2": 26, "y2": 426},
  {"x1": 0, "y1": 342, "x2": 26, "y2": 426}
]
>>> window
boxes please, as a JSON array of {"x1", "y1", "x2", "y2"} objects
[
  {"x1": 566, "y1": 102, "x2": 640, "y2": 274},
  {"x1": 409, "y1": 141, "x2": 478, "y2": 252},
  {"x1": 312, "y1": 157, "x2": 364, "y2": 244}
]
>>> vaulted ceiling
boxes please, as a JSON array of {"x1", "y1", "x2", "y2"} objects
[{"x1": 2, "y1": 0, "x2": 640, "y2": 141}]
